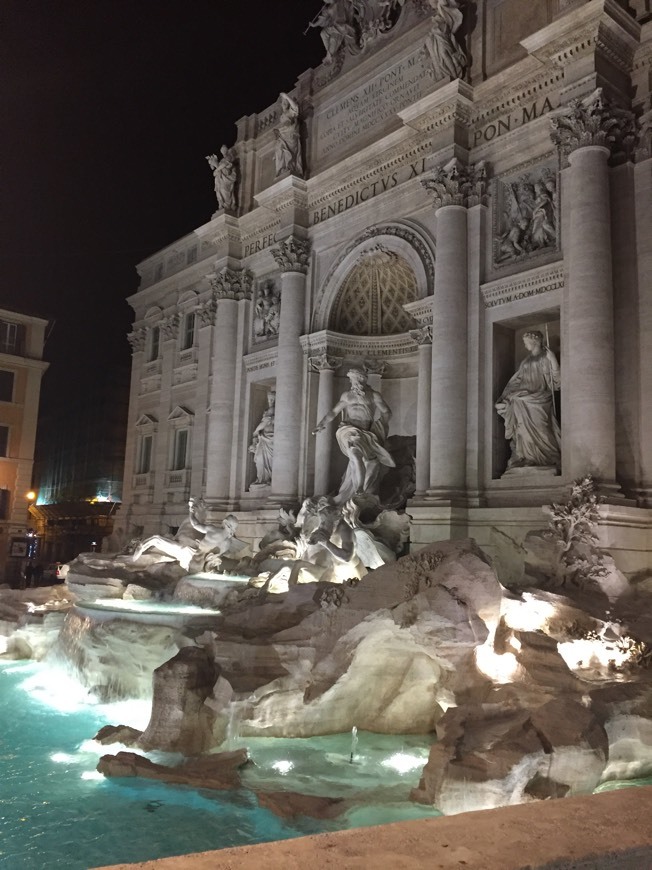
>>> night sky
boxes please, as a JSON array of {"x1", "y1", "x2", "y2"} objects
[{"x1": 2, "y1": 0, "x2": 323, "y2": 415}]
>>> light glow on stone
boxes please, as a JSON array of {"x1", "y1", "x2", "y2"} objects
[
  {"x1": 380, "y1": 752, "x2": 424, "y2": 774},
  {"x1": 557, "y1": 637, "x2": 632, "y2": 672},
  {"x1": 271, "y1": 760, "x2": 294, "y2": 775},
  {"x1": 502, "y1": 594, "x2": 558, "y2": 633},
  {"x1": 475, "y1": 641, "x2": 520, "y2": 684}
]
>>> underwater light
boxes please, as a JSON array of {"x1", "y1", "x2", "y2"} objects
[
  {"x1": 81, "y1": 770, "x2": 104, "y2": 781},
  {"x1": 380, "y1": 752, "x2": 425, "y2": 774},
  {"x1": 271, "y1": 760, "x2": 294, "y2": 775},
  {"x1": 50, "y1": 752, "x2": 76, "y2": 764}
]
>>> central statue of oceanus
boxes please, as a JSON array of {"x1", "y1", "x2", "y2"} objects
[{"x1": 313, "y1": 368, "x2": 395, "y2": 503}]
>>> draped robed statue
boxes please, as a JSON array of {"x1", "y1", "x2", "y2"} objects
[{"x1": 495, "y1": 330, "x2": 561, "y2": 472}]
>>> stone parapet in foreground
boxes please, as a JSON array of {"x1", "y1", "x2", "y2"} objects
[{"x1": 96, "y1": 786, "x2": 652, "y2": 870}]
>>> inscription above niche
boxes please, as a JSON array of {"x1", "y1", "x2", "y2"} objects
[{"x1": 493, "y1": 163, "x2": 559, "y2": 269}]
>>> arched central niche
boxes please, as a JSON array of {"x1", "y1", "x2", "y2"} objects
[
  {"x1": 312, "y1": 222, "x2": 435, "y2": 334},
  {"x1": 328, "y1": 246, "x2": 418, "y2": 336}
]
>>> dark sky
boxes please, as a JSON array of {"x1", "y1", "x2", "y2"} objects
[{"x1": 2, "y1": 0, "x2": 323, "y2": 413}]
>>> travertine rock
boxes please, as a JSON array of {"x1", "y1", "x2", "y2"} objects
[
  {"x1": 97, "y1": 748, "x2": 248, "y2": 789},
  {"x1": 138, "y1": 646, "x2": 220, "y2": 755}
]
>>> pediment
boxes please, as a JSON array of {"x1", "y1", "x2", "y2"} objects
[{"x1": 167, "y1": 405, "x2": 194, "y2": 423}]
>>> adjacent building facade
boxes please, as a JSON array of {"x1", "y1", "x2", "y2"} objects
[
  {"x1": 121, "y1": 0, "x2": 652, "y2": 572},
  {"x1": 0, "y1": 308, "x2": 49, "y2": 581}
]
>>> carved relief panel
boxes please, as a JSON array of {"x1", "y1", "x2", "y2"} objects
[
  {"x1": 252, "y1": 279, "x2": 281, "y2": 343},
  {"x1": 493, "y1": 163, "x2": 559, "y2": 269}
]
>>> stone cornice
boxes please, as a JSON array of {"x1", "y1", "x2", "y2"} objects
[
  {"x1": 209, "y1": 267, "x2": 254, "y2": 300},
  {"x1": 521, "y1": 0, "x2": 640, "y2": 74},
  {"x1": 270, "y1": 237, "x2": 311, "y2": 274},
  {"x1": 403, "y1": 298, "x2": 433, "y2": 326},
  {"x1": 398, "y1": 79, "x2": 474, "y2": 134},
  {"x1": 481, "y1": 262, "x2": 564, "y2": 309},
  {"x1": 196, "y1": 213, "x2": 241, "y2": 250},
  {"x1": 255, "y1": 176, "x2": 309, "y2": 215},
  {"x1": 550, "y1": 88, "x2": 638, "y2": 162}
]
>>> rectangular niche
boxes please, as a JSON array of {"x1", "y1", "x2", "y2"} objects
[
  {"x1": 491, "y1": 313, "x2": 561, "y2": 481},
  {"x1": 246, "y1": 380, "x2": 276, "y2": 491}
]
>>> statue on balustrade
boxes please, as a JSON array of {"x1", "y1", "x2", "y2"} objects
[
  {"x1": 424, "y1": 0, "x2": 466, "y2": 81},
  {"x1": 305, "y1": 0, "x2": 357, "y2": 65},
  {"x1": 274, "y1": 93, "x2": 303, "y2": 178},
  {"x1": 313, "y1": 368, "x2": 395, "y2": 503},
  {"x1": 249, "y1": 390, "x2": 276, "y2": 488},
  {"x1": 206, "y1": 145, "x2": 238, "y2": 212},
  {"x1": 495, "y1": 331, "x2": 561, "y2": 473}
]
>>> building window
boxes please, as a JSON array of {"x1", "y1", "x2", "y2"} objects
[
  {"x1": 0, "y1": 321, "x2": 23, "y2": 355},
  {"x1": 137, "y1": 434, "x2": 153, "y2": 474},
  {"x1": 0, "y1": 371, "x2": 13, "y2": 403},
  {"x1": 0, "y1": 425, "x2": 8, "y2": 456},
  {"x1": 171, "y1": 428, "x2": 189, "y2": 470},
  {"x1": 181, "y1": 313, "x2": 195, "y2": 350},
  {"x1": 0, "y1": 489, "x2": 9, "y2": 520},
  {"x1": 148, "y1": 326, "x2": 160, "y2": 362}
]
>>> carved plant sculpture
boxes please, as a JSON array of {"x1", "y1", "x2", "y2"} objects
[{"x1": 545, "y1": 475, "x2": 608, "y2": 589}]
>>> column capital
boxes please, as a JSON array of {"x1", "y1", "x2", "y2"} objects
[
  {"x1": 550, "y1": 88, "x2": 637, "y2": 164},
  {"x1": 363, "y1": 359, "x2": 387, "y2": 377},
  {"x1": 196, "y1": 295, "x2": 218, "y2": 327},
  {"x1": 409, "y1": 325, "x2": 433, "y2": 346},
  {"x1": 209, "y1": 267, "x2": 254, "y2": 300},
  {"x1": 160, "y1": 313, "x2": 180, "y2": 341},
  {"x1": 127, "y1": 326, "x2": 147, "y2": 353},
  {"x1": 271, "y1": 236, "x2": 311, "y2": 274},
  {"x1": 309, "y1": 353, "x2": 341, "y2": 373},
  {"x1": 421, "y1": 157, "x2": 490, "y2": 210}
]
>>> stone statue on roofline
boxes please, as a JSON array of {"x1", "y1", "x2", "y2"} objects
[
  {"x1": 423, "y1": 0, "x2": 467, "y2": 81},
  {"x1": 274, "y1": 93, "x2": 303, "y2": 178},
  {"x1": 206, "y1": 145, "x2": 238, "y2": 212},
  {"x1": 312, "y1": 367, "x2": 395, "y2": 504},
  {"x1": 495, "y1": 330, "x2": 561, "y2": 474}
]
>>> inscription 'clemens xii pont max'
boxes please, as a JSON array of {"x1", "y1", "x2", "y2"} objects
[{"x1": 315, "y1": 53, "x2": 430, "y2": 161}]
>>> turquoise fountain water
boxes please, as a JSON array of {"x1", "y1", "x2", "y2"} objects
[{"x1": 0, "y1": 659, "x2": 440, "y2": 869}]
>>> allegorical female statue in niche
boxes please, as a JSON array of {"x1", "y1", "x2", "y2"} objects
[
  {"x1": 495, "y1": 330, "x2": 561, "y2": 472},
  {"x1": 249, "y1": 390, "x2": 276, "y2": 487}
]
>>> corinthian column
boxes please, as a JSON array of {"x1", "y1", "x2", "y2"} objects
[
  {"x1": 422, "y1": 158, "x2": 487, "y2": 501},
  {"x1": 409, "y1": 326, "x2": 433, "y2": 495},
  {"x1": 270, "y1": 236, "x2": 311, "y2": 501},
  {"x1": 204, "y1": 268, "x2": 252, "y2": 503},
  {"x1": 551, "y1": 89, "x2": 636, "y2": 486},
  {"x1": 309, "y1": 353, "x2": 341, "y2": 496}
]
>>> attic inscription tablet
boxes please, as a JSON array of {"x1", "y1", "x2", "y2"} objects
[{"x1": 314, "y1": 52, "x2": 430, "y2": 162}]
